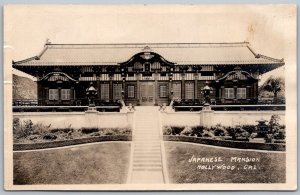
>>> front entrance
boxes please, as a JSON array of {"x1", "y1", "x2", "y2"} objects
[{"x1": 140, "y1": 82, "x2": 155, "y2": 105}]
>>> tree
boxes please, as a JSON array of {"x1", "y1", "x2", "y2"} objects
[{"x1": 261, "y1": 76, "x2": 284, "y2": 104}]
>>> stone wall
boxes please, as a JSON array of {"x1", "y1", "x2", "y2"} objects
[
  {"x1": 160, "y1": 110, "x2": 285, "y2": 127},
  {"x1": 13, "y1": 111, "x2": 134, "y2": 129}
]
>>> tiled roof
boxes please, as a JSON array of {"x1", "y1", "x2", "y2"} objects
[{"x1": 13, "y1": 42, "x2": 284, "y2": 66}]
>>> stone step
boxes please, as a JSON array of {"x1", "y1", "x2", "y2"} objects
[
  {"x1": 133, "y1": 160, "x2": 162, "y2": 164},
  {"x1": 133, "y1": 168, "x2": 162, "y2": 171},
  {"x1": 133, "y1": 154, "x2": 161, "y2": 157},
  {"x1": 133, "y1": 164, "x2": 162, "y2": 167}
]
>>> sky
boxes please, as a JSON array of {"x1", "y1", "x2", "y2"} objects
[{"x1": 4, "y1": 4, "x2": 296, "y2": 84}]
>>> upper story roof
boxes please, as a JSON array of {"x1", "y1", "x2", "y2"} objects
[{"x1": 12, "y1": 42, "x2": 284, "y2": 66}]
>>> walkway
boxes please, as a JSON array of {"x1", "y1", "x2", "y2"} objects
[{"x1": 127, "y1": 106, "x2": 165, "y2": 184}]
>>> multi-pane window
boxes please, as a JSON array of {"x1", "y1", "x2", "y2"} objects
[
  {"x1": 237, "y1": 88, "x2": 246, "y2": 99},
  {"x1": 185, "y1": 82, "x2": 194, "y2": 99},
  {"x1": 61, "y1": 89, "x2": 71, "y2": 100},
  {"x1": 100, "y1": 84, "x2": 109, "y2": 100},
  {"x1": 160, "y1": 85, "x2": 167, "y2": 98},
  {"x1": 224, "y1": 88, "x2": 234, "y2": 99},
  {"x1": 49, "y1": 89, "x2": 59, "y2": 100},
  {"x1": 128, "y1": 85, "x2": 135, "y2": 98},
  {"x1": 172, "y1": 82, "x2": 181, "y2": 99},
  {"x1": 113, "y1": 83, "x2": 122, "y2": 100}
]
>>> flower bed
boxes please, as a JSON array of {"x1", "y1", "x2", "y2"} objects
[
  {"x1": 164, "y1": 135, "x2": 285, "y2": 151},
  {"x1": 13, "y1": 117, "x2": 132, "y2": 148},
  {"x1": 14, "y1": 135, "x2": 132, "y2": 151}
]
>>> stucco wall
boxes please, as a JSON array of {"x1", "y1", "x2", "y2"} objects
[
  {"x1": 13, "y1": 111, "x2": 134, "y2": 129},
  {"x1": 161, "y1": 111, "x2": 285, "y2": 127}
]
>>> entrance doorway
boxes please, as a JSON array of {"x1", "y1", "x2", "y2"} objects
[{"x1": 140, "y1": 82, "x2": 155, "y2": 105}]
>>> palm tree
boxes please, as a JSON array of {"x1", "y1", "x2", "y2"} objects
[{"x1": 261, "y1": 76, "x2": 284, "y2": 104}]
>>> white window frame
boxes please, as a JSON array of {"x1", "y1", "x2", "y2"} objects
[
  {"x1": 160, "y1": 85, "x2": 167, "y2": 98},
  {"x1": 237, "y1": 88, "x2": 246, "y2": 99},
  {"x1": 224, "y1": 88, "x2": 235, "y2": 99},
  {"x1": 49, "y1": 89, "x2": 59, "y2": 100},
  {"x1": 128, "y1": 85, "x2": 135, "y2": 98},
  {"x1": 61, "y1": 89, "x2": 71, "y2": 100}
]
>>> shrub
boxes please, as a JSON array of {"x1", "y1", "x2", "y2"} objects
[
  {"x1": 81, "y1": 128, "x2": 99, "y2": 134},
  {"x1": 274, "y1": 129, "x2": 286, "y2": 140},
  {"x1": 213, "y1": 125, "x2": 228, "y2": 136},
  {"x1": 43, "y1": 133, "x2": 57, "y2": 140},
  {"x1": 163, "y1": 126, "x2": 172, "y2": 135},
  {"x1": 171, "y1": 126, "x2": 185, "y2": 135},
  {"x1": 51, "y1": 126, "x2": 73, "y2": 134},
  {"x1": 250, "y1": 132, "x2": 258, "y2": 139},
  {"x1": 13, "y1": 118, "x2": 22, "y2": 139},
  {"x1": 202, "y1": 129, "x2": 215, "y2": 137},
  {"x1": 241, "y1": 125, "x2": 256, "y2": 134},
  {"x1": 32, "y1": 122, "x2": 52, "y2": 135},
  {"x1": 191, "y1": 125, "x2": 205, "y2": 137},
  {"x1": 100, "y1": 127, "x2": 132, "y2": 136},
  {"x1": 180, "y1": 126, "x2": 193, "y2": 136},
  {"x1": 265, "y1": 134, "x2": 274, "y2": 143},
  {"x1": 269, "y1": 115, "x2": 281, "y2": 132}
]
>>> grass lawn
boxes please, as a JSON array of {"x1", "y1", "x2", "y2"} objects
[
  {"x1": 14, "y1": 142, "x2": 131, "y2": 184},
  {"x1": 165, "y1": 142, "x2": 285, "y2": 183}
]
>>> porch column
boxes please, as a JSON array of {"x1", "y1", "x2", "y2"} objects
[
  {"x1": 137, "y1": 73, "x2": 141, "y2": 105},
  {"x1": 109, "y1": 76, "x2": 113, "y2": 100},
  {"x1": 169, "y1": 76, "x2": 173, "y2": 103},
  {"x1": 181, "y1": 73, "x2": 185, "y2": 99},
  {"x1": 194, "y1": 73, "x2": 198, "y2": 99},
  {"x1": 97, "y1": 74, "x2": 100, "y2": 99},
  {"x1": 154, "y1": 72, "x2": 158, "y2": 106},
  {"x1": 234, "y1": 85, "x2": 237, "y2": 104}
]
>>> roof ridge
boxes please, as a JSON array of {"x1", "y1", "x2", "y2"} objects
[{"x1": 46, "y1": 41, "x2": 249, "y2": 46}]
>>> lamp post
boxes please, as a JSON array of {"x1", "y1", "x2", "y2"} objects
[
  {"x1": 202, "y1": 81, "x2": 212, "y2": 106},
  {"x1": 86, "y1": 82, "x2": 97, "y2": 107}
]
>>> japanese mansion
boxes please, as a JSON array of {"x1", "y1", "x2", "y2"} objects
[{"x1": 12, "y1": 42, "x2": 284, "y2": 107}]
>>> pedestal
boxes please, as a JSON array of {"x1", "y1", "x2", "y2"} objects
[
  {"x1": 85, "y1": 106, "x2": 98, "y2": 128},
  {"x1": 200, "y1": 104, "x2": 214, "y2": 128}
]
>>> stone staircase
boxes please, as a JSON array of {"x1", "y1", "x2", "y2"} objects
[{"x1": 128, "y1": 106, "x2": 165, "y2": 184}]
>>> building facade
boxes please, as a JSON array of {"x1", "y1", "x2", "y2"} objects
[{"x1": 12, "y1": 42, "x2": 284, "y2": 106}]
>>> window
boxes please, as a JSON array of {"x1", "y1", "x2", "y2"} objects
[
  {"x1": 49, "y1": 89, "x2": 59, "y2": 100},
  {"x1": 237, "y1": 88, "x2": 246, "y2": 99},
  {"x1": 128, "y1": 85, "x2": 135, "y2": 98},
  {"x1": 100, "y1": 84, "x2": 109, "y2": 100},
  {"x1": 61, "y1": 89, "x2": 71, "y2": 100},
  {"x1": 113, "y1": 83, "x2": 122, "y2": 100},
  {"x1": 185, "y1": 82, "x2": 195, "y2": 99},
  {"x1": 173, "y1": 82, "x2": 181, "y2": 99},
  {"x1": 224, "y1": 88, "x2": 234, "y2": 99},
  {"x1": 160, "y1": 85, "x2": 167, "y2": 98}
]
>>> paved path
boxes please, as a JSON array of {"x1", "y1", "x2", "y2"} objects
[{"x1": 128, "y1": 106, "x2": 165, "y2": 184}]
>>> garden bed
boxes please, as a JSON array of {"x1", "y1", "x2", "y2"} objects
[
  {"x1": 14, "y1": 135, "x2": 132, "y2": 151},
  {"x1": 13, "y1": 117, "x2": 132, "y2": 150},
  {"x1": 164, "y1": 135, "x2": 285, "y2": 151}
]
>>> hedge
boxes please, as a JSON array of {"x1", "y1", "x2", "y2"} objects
[
  {"x1": 163, "y1": 135, "x2": 285, "y2": 151},
  {"x1": 13, "y1": 135, "x2": 132, "y2": 151}
]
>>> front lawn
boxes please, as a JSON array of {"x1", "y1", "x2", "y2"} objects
[
  {"x1": 165, "y1": 142, "x2": 285, "y2": 183},
  {"x1": 14, "y1": 142, "x2": 131, "y2": 184}
]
